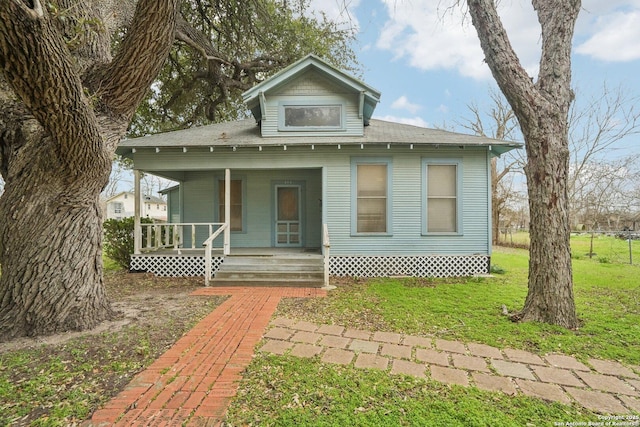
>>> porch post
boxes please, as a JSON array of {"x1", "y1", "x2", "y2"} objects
[
  {"x1": 134, "y1": 169, "x2": 142, "y2": 255},
  {"x1": 224, "y1": 168, "x2": 231, "y2": 255}
]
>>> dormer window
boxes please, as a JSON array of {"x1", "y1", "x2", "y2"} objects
[{"x1": 279, "y1": 101, "x2": 344, "y2": 131}]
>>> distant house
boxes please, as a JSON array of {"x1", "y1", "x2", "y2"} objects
[
  {"x1": 116, "y1": 54, "x2": 519, "y2": 282},
  {"x1": 104, "y1": 191, "x2": 167, "y2": 221}
]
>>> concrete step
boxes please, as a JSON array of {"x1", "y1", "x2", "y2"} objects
[
  {"x1": 221, "y1": 256, "x2": 322, "y2": 266},
  {"x1": 211, "y1": 278, "x2": 324, "y2": 288},
  {"x1": 211, "y1": 254, "x2": 325, "y2": 287},
  {"x1": 215, "y1": 271, "x2": 324, "y2": 280}
]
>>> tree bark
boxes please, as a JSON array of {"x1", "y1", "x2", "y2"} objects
[
  {"x1": 0, "y1": 0, "x2": 178, "y2": 340},
  {"x1": 467, "y1": 0, "x2": 580, "y2": 328}
]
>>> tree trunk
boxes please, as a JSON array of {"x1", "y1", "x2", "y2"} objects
[
  {"x1": 467, "y1": 0, "x2": 580, "y2": 328},
  {"x1": 0, "y1": 142, "x2": 115, "y2": 340},
  {"x1": 521, "y1": 117, "x2": 577, "y2": 328},
  {"x1": 0, "y1": 0, "x2": 178, "y2": 341}
]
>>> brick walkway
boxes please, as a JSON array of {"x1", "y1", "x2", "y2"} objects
[
  {"x1": 88, "y1": 287, "x2": 326, "y2": 427},
  {"x1": 260, "y1": 317, "x2": 640, "y2": 415},
  {"x1": 89, "y1": 286, "x2": 640, "y2": 426}
]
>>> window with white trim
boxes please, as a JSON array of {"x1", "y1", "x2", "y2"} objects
[
  {"x1": 423, "y1": 160, "x2": 461, "y2": 234},
  {"x1": 218, "y1": 179, "x2": 244, "y2": 232},
  {"x1": 278, "y1": 101, "x2": 345, "y2": 131},
  {"x1": 352, "y1": 159, "x2": 392, "y2": 234}
]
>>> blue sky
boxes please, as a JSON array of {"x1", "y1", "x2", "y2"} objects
[{"x1": 310, "y1": 0, "x2": 640, "y2": 156}]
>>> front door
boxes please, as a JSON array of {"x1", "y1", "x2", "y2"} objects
[{"x1": 275, "y1": 185, "x2": 302, "y2": 246}]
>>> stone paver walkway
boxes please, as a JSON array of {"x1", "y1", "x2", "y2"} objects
[
  {"x1": 260, "y1": 318, "x2": 640, "y2": 415},
  {"x1": 89, "y1": 287, "x2": 640, "y2": 426},
  {"x1": 88, "y1": 287, "x2": 326, "y2": 426}
]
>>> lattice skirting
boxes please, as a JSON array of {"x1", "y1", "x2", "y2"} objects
[
  {"x1": 131, "y1": 254, "x2": 488, "y2": 278},
  {"x1": 130, "y1": 255, "x2": 223, "y2": 277},
  {"x1": 330, "y1": 255, "x2": 490, "y2": 277}
]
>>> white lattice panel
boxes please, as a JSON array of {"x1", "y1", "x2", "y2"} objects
[
  {"x1": 131, "y1": 255, "x2": 223, "y2": 277},
  {"x1": 330, "y1": 255, "x2": 489, "y2": 277}
]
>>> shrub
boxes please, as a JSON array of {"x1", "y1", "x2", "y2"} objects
[{"x1": 103, "y1": 217, "x2": 153, "y2": 270}]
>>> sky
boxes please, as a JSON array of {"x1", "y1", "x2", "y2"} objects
[
  {"x1": 107, "y1": 0, "x2": 640, "y2": 196},
  {"x1": 309, "y1": 0, "x2": 640, "y2": 157}
]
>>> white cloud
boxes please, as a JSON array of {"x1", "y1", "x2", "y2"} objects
[
  {"x1": 390, "y1": 95, "x2": 422, "y2": 114},
  {"x1": 374, "y1": 114, "x2": 430, "y2": 128},
  {"x1": 575, "y1": 10, "x2": 640, "y2": 62},
  {"x1": 374, "y1": 0, "x2": 541, "y2": 81},
  {"x1": 437, "y1": 104, "x2": 449, "y2": 114}
]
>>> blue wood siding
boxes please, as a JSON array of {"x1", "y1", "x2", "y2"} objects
[
  {"x1": 165, "y1": 187, "x2": 181, "y2": 223},
  {"x1": 260, "y1": 70, "x2": 364, "y2": 137},
  {"x1": 324, "y1": 147, "x2": 490, "y2": 255},
  {"x1": 132, "y1": 144, "x2": 490, "y2": 255}
]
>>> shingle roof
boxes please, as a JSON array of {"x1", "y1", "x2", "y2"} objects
[{"x1": 117, "y1": 118, "x2": 521, "y2": 156}]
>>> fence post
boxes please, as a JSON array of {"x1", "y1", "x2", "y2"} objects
[{"x1": 629, "y1": 228, "x2": 634, "y2": 265}]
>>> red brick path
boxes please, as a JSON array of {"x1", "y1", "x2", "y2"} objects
[{"x1": 88, "y1": 287, "x2": 326, "y2": 427}]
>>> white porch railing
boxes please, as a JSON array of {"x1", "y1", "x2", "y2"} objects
[
  {"x1": 139, "y1": 222, "x2": 227, "y2": 253},
  {"x1": 322, "y1": 223, "x2": 330, "y2": 288},
  {"x1": 204, "y1": 223, "x2": 229, "y2": 286}
]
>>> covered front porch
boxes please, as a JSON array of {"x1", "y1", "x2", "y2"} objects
[{"x1": 130, "y1": 167, "x2": 330, "y2": 286}]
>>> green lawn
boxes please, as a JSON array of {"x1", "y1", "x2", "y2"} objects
[{"x1": 225, "y1": 237, "x2": 640, "y2": 426}]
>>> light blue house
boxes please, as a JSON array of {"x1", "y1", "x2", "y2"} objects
[{"x1": 117, "y1": 55, "x2": 519, "y2": 285}]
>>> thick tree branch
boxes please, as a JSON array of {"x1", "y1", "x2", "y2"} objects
[
  {"x1": 176, "y1": 14, "x2": 229, "y2": 64},
  {"x1": 466, "y1": 0, "x2": 539, "y2": 127},
  {"x1": 0, "y1": 1, "x2": 104, "y2": 175},
  {"x1": 99, "y1": 0, "x2": 178, "y2": 118},
  {"x1": 534, "y1": 0, "x2": 580, "y2": 109}
]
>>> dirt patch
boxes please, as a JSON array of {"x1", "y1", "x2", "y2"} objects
[
  {"x1": 0, "y1": 272, "x2": 218, "y2": 353},
  {"x1": 0, "y1": 271, "x2": 227, "y2": 426}
]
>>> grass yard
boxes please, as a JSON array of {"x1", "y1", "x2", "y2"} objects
[
  {"x1": 225, "y1": 239, "x2": 640, "y2": 426},
  {"x1": 227, "y1": 355, "x2": 597, "y2": 426},
  {"x1": 0, "y1": 236, "x2": 638, "y2": 425}
]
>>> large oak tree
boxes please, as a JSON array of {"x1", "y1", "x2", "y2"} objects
[
  {"x1": 466, "y1": 0, "x2": 580, "y2": 328},
  {"x1": 0, "y1": 0, "x2": 355, "y2": 340}
]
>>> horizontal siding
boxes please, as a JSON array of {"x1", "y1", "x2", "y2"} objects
[
  {"x1": 273, "y1": 70, "x2": 348, "y2": 96},
  {"x1": 139, "y1": 145, "x2": 490, "y2": 256},
  {"x1": 179, "y1": 169, "x2": 322, "y2": 249},
  {"x1": 181, "y1": 171, "x2": 215, "y2": 247},
  {"x1": 323, "y1": 146, "x2": 490, "y2": 256}
]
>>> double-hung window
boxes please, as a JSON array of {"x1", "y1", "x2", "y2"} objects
[
  {"x1": 423, "y1": 160, "x2": 462, "y2": 234},
  {"x1": 352, "y1": 159, "x2": 392, "y2": 234},
  {"x1": 218, "y1": 179, "x2": 244, "y2": 232}
]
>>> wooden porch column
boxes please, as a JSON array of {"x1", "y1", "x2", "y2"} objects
[
  {"x1": 134, "y1": 169, "x2": 142, "y2": 255},
  {"x1": 224, "y1": 168, "x2": 231, "y2": 255}
]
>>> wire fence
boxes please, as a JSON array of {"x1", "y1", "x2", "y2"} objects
[{"x1": 497, "y1": 230, "x2": 638, "y2": 265}]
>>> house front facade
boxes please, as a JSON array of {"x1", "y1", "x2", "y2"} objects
[
  {"x1": 104, "y1": 191, "x2": 167, "y2": 221},
  {"x1": 116, "y1": 55, "x2": 519, "y2": 281}
]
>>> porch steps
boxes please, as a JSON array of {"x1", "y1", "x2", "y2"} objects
[{"x1": 211, "y1": 254, "x2": 324, "y2": 287}]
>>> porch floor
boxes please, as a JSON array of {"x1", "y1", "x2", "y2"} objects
[{"x1": 136, "y1": 247, "x2": 321, "y2": 257}]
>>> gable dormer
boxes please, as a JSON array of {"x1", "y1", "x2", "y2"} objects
[{"x1": 242, "y1": 54, "x2": 381, "y2": 137}]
